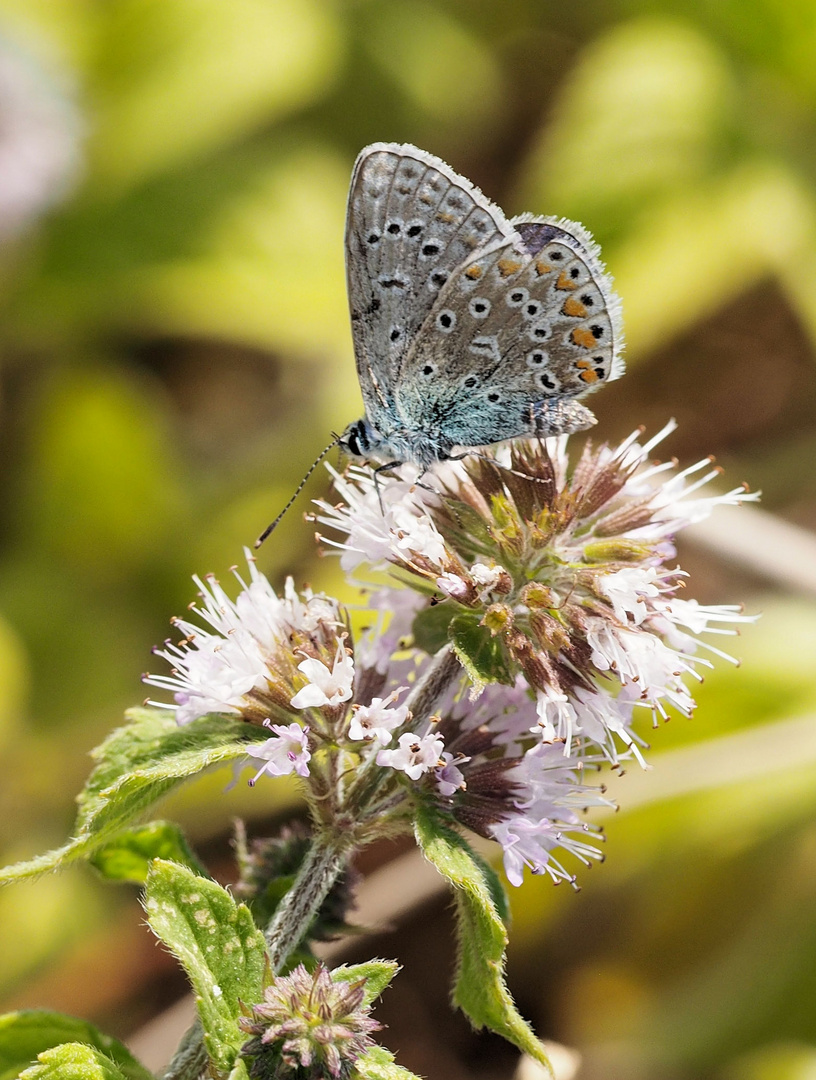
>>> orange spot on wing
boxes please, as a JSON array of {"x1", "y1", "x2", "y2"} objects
[
  {"x1": 579, "y1": 368, "x2": 599, "y2": 383},
  {"x1": 556, "y1": 270, "x2": 579, "y2": 290},
  {"x1": 571, "y1": 327, "x2": 597, "y2": 349},
  {"x1": 497, "y1": 258, "x2": 522, "y2": 277},
  {"x1": 562, "y1": 295, "x2": 588, "y2": 318},
  {"x1": 465, "y1": 265, "x2": 483, "y2": 280},
  {"x1": 534, "y1": 260, "x2": 552, "y2": 276}
]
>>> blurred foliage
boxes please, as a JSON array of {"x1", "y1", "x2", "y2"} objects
[{"x1": 0, "y1": 1, "x2": 815, "y2": 1077}]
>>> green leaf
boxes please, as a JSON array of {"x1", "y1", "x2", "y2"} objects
[
  {"x1": 91, "y1": 820, "x2": 208, "y2": 884},
  {"x1": 331, "y1": 961, "x2": 400, "y2": 1006},
  {"x1": 0, "y1": 1011, "x2": 152, "y2": 1080},
  {"x1": 0, "y1": 708, "x2": 271, "y2": 884},
  {"x1": 144, "y1": 859, "x2": 268, "y2": 1075},
  {"x1": 355, "y1": 1045, "x2": 422, "y2": 1080},
  {"x1": 228, "y1": 1060, "x2": 251, "y2": 1080},
  {"x1": 18, "y1": 1043, "x2": 129, "y2": 1080},
  {"x1": 414, "y1": 808, "x2": 552, "y2": 1076},
  {"x1": 412, "y1": 602, "x2": 456, "y2": 655},
  {"x1": 448, "y1": 615, "x2": 513, "y2": 691}
]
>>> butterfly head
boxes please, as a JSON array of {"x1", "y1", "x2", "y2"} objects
[{"x1": 339, "y1": 418, "x2": 384, "y2": 462}]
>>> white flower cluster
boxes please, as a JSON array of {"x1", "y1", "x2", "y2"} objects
[{"x1": 146, "y1": 425, "x2": 756, "y2": 888}]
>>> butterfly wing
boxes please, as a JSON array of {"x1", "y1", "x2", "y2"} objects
[
  {"x1": 345, "y1": 143, "x2": 514, "y2": 429},
  {"x1": 394, "y1": 216, "x2": 625, "y2": 449}
]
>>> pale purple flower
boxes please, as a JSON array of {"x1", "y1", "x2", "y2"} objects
[
  {"x1": 348, "y1": 689, "x2": 410, "y2": 744},
  {"x1": 377, "y1": 731, "x2": 445, "y2": 780},
  {"x1": 354, "y1": 587, "x2": 425, "y2": 675},
  {"x1": 246, "y1": 723, "x2": 311, "y2": 785},
  {"x1": 435, "y1": 752, "x2": 467, "y2": 797},
  {"x1": 436, "y1": 572, "x2": 470, "y2": 600},
  {"x1": 490, "y1": 815, "x2": 602, "y2": 888},
  {"x1": 290, "y1": 641, "x2": 355, "y2": 710}
]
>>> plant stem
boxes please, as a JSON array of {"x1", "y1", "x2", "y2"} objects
[
  {"x1": 161, "y1": 649, "x2": 461, "y2": 1079},
  {"x1": 265, "y1": 828, "x2": 351, "y2": 969},
  {"x1": 161, "y1": 829, "x2": 351, "y2": 1080},
  {"x1": 160, "y1": 1018, "x2": 207, "y2": 1080},
  {"x1": 405, "y1": 644, "x2": 459, "y2": 723}
]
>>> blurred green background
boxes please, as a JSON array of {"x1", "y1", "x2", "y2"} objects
[{"x1": 1, "y1": 1, "x2": 816, "y2": 1078}]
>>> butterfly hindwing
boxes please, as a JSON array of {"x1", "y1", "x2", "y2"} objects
[{"x1": 393, "y1": 215, "x2": 624, "y2": 448}]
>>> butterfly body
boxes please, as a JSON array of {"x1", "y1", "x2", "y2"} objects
[{"x1": 339, "y1": 142, "x2": 624, "y2": 470}]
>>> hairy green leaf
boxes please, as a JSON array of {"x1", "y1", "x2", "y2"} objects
[
  {"x1": 18, "y1": 1043, "x2": 129, "y2": 1080},
  {"x1": 331, "y1": 961, "x2": 400, "y2": 1006},
  {"x1": 145, "y1": 860, "x2": 268, "y2": 1075},
  {"x1": 0, "y1": 709, "x2": 269, "y2": 884},
  {"x1": 91, "y1": 820, "x2": 208, "y2": 884},
  {"x1": 355, "y1": 1045, "x2": 422, "y2": 1079},
  {"x1": 0, "y1": 1011, "x2": 152, "y2": 1080},
  {"x1": 414, "y1": 808, "x2": 552, "y2": 1076}
]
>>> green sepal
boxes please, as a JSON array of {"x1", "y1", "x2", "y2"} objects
[
  {"x1": 0, "y1": 708, "x2": 270, "y2": 884},
  {"x1": 91, "y1": 820, "x2": 208, "y2": 883},
  {"x1": 448, "y1": 615, "x2": 513, "y2": 691},
  {"x1": 414, "y1": 807, "x2": 552, "y2": 1077},
  {"x1": 354, "y1": 1045, "x2": 423, "y2": 1079},
  {"x1": 144, "y1": 859, "x2": 268, "y2": 1075},
  {"x1": 227, "y1": 1061, "x2": 251, "y2": 1080},
  {"x1": 0, "y1": 1012, "x2": 152, "y2": 1080},
  {"x1": 18, "y1": 1043, "x2": 129, "y2": 1080},
  {"x1": 331, "y1": 961, "x2": 400, "y2": 1006}
]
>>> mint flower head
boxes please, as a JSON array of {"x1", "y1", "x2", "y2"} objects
[
  {"x1": 316, "y1": 421, "x2": 758, "y2": 767},
  {"x1": 142, "y1": 423, "x2": 756, "y2": 888},
  {"x1": 239, "y1": 963, "x2": 381, "y2": 1080}
]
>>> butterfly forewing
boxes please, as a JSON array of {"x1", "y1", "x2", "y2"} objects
[{"x1": 345, "y1": 143, "x2": 512, "y2": 424}]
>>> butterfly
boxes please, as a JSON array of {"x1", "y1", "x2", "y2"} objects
[
  {"x1": 338, "y1": 142, "x2": 624, "y2": 470},
  {"x1": 256, "y1": 143, "x2": 624, "y2": 546}
]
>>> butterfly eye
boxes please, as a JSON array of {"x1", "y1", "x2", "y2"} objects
[
  {"x1": 486, "y1": 391, "x2": 502, "y2": 403},
  {"x1": 406, "y1": 222, "x2": 423, "y2": 237},
  {"x1": 435, "y1": 310, "x2": 456, "y2": 333},
  {"x1": 420, "y1": 240, "x2": 440, "y2": 258},
  {"x1": 390, "y1": 327, "x2": 402, "y2": 342},
  {"x1": 468, "y1": 297, "x2": 491, "y2": 319},
  {"x1": 463, "y1": 375, "x2": 478, "y2": 388},
  {"x1": 523, "y1": 301, "x2": 542, "y2": 319},
  {"x1": 366, "y1": 231, "x2": 381, "y2": 245},
  {"x1": 421, "y1": 363, "x2": 436, "y2": 377},
  {"x1": 526, "y1": 350, "x2": 549, "y2": 368},
  {"x1": 386, "y1": 221, "x2": 402, "y2": 235},
  {"x1": 429, "y1": 270, "x2": 449, "y2": 290}
]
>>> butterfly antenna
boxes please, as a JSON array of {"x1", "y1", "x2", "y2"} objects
[{"x1": 254, "y1": 436, "x2": 341, "y2": 549}]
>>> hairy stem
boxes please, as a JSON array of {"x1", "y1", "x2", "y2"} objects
[
  {"x1": 160, "y1": 1017, "x2": 207, "y2": 1080},
  {"x1": 405, "y1": 643, "x2": 460, "y2": 722},
  {"x1": 265, "y1": 828, "x2": 351, "y2": 969},
  {"x1": 161, "y1": 830, "x2": 351, "y2": 1080}
]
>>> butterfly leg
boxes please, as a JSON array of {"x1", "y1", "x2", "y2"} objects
[
  {"x1": 371, "y1": 461, "x2": 404, "y2": 515},
  {"x1": 447, "y1": 448, "x2": 553, "y2": 488}
]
